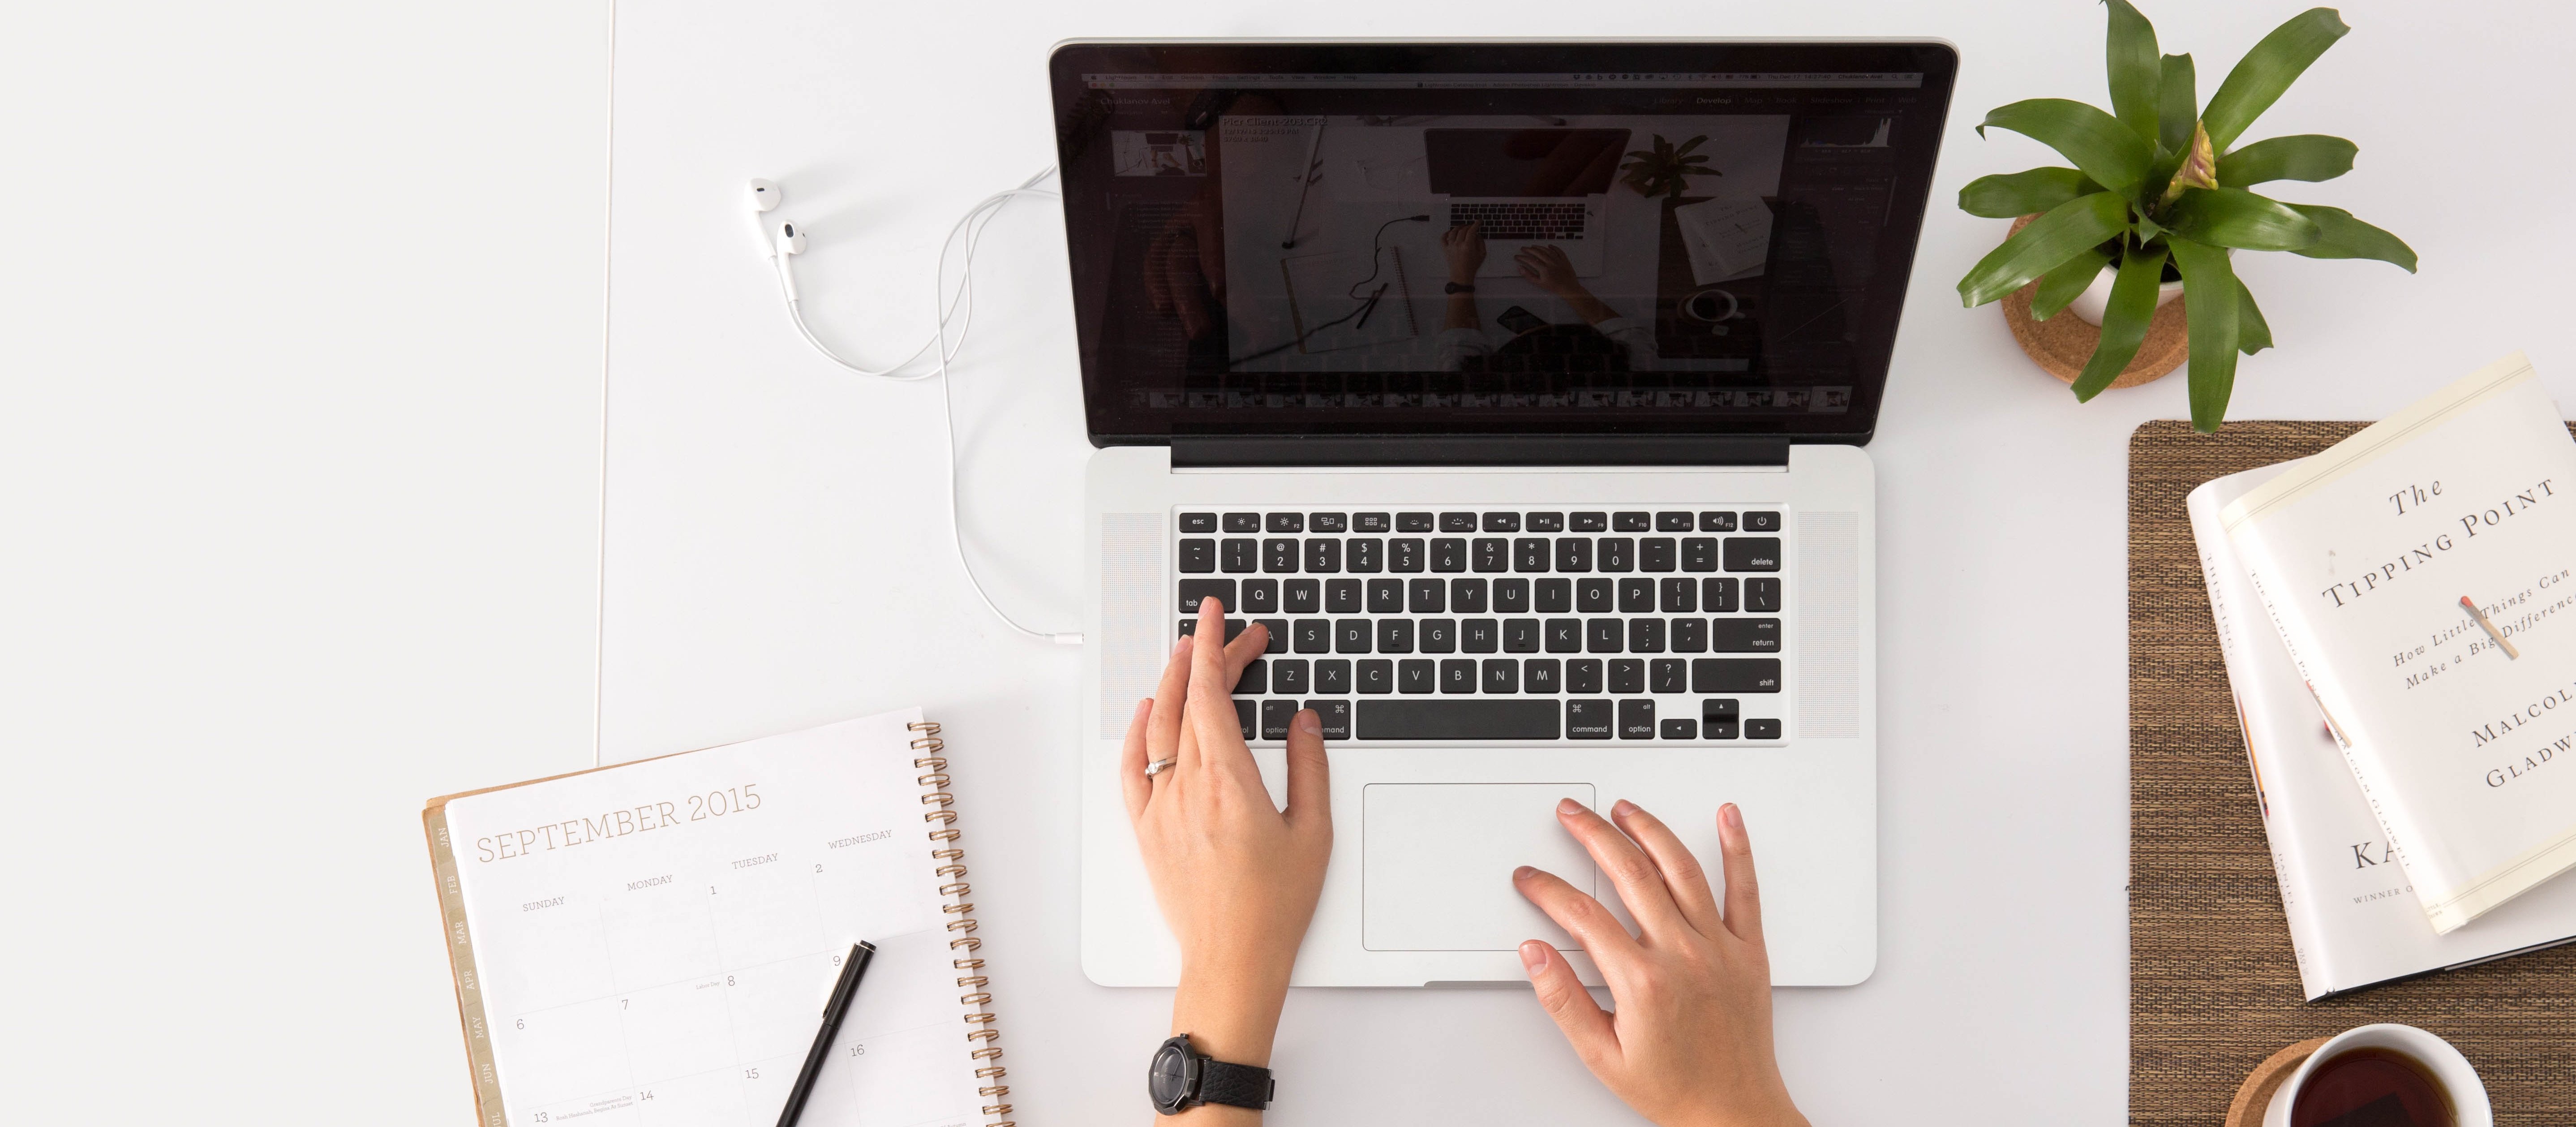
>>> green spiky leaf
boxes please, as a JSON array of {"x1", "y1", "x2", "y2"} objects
[
  {"x1": 2169, "y1": 238, "x2": 2243, "y2": 431},
  {"x1": 1979, "y1": 99, "x2": 2156, "y2": 199},
  {"x1": 2161, "y1": 187, "x2": 2323, "y2": 251},
  {"x1": 2032, "y1": 245, "x2": 2112, "y2": 321},
  {"x1": 1958, "y1": 167, "x2": 2104, "y2": 218},
  {"x1": 2238, "y1": 283, "x2": 2274, "y2": 355},
  {"x1": 2072, "y1": 243, "x2": 2172, "y2": 399},
  {"x1": 2157, "y1": 53, "x2": 2198, "y2": 155},
  {"x1": 2218, "y1": 134, "x2": 2357, "y2": 186},
  {"x1": 1958, "y1": 191, "x2": 2134, "y2": 307},
  {"x1": 2202, "y1": 8, "x2": 2351, "y2": 150},
  {"x1": 2106, "y1": 0, "x2": 2164, "y2": 143},
  {"x1": 2284, "y1": 204, "x2": 2418, "y2": 271}
]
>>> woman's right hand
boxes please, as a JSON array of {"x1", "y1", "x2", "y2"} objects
[{"x1": 1514, "y1": 800, "x2": 1808, "y2": 1127}]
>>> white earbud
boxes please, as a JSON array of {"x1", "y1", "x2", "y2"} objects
[
  {"x1": 747, "y1": 178, "x2": 780, "y2": 213},
  {"x1": 772, "y1": 220, "x2": 807, "y2": 299}
]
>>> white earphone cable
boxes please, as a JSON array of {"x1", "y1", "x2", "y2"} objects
[{"x1": 767, "y1": 166, "x2": 1083, "y2": 645}]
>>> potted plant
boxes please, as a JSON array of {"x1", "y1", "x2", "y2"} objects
[
  {"x1": 1955, "y1": 2, "x2": 2416, "y2": 431},
  {"x1": 1620, "y1": 134, "x2": 1717, "y2": 199}
]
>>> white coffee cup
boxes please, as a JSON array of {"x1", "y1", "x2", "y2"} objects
[{"x1": 2263, "y1": 1024, "x2": 2490, "y2": 1127}]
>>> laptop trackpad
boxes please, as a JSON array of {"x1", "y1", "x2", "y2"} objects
[{"x1": 1362, "y1": 783, "x2": 1598, "y2": 951}]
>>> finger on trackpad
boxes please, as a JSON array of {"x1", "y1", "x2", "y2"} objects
[{"x1": 1361, "y1": 783, "x2": 1598, "y2": 951}]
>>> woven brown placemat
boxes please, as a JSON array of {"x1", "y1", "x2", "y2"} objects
[{"x1": 2128, "y1": 420, "x2": 2576, "y2": 1125}]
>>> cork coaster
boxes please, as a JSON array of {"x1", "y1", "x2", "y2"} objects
[
  {"x1": 2226, "y1": 1037, "x2": 2331, "y2": 1127},
  {"x1": 1996, "y1": 215, "x2": 2190, "y2": 390}
]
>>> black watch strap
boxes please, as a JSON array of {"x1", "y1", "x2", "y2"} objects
[
  {"x1": 1196, "y1": 1058, "x2": 1275, "y2": 1110},
  {"x1": 1444, "y1": 281, "x2": 1474, "y2": 294}
]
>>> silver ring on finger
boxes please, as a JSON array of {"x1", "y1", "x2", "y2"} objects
[{"x1": 1145, "y1": 756, "x2": 1179, "y2": 778}]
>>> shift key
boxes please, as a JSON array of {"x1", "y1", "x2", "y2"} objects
[
  {"x1": 1691, "y1": 658, "x2": 1781, "y2": 693},
  {"x1": 1709, "y1": 617, "x2": 1781, "y2": 652}
]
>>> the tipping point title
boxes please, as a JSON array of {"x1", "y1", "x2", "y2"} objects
[{"x1": 2318, "y1": 477, "x2": 2557, "y2": 609}]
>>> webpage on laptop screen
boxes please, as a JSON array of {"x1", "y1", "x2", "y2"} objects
[{"x1": 1055, "y1": 68, "x2": 1944, "y2": 435}]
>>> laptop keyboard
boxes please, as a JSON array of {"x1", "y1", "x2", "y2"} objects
[
  {"x1": 1447, "y1": 202, "x2": 1588, "y2": 241},
  {"x1": 1174, "y1": 508, "x2": 1786, "y2": 744}
]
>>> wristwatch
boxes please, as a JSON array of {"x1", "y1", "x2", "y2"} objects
[
  {"x1": 1148, "y1": 1033, "x2": 1275, "y2": 1115},
  {"x1": 1443, "y1": 281, "x2": 1475, "y2": 294}
]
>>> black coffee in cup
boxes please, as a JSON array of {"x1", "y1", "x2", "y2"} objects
[{"x1": 2290, "y1": 1047, "x2": 2453, "y2": 1127}]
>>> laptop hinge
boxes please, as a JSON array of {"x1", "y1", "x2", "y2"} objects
[{"x1": 1168, "y1": 435, "x2": 1795, "y2": 469}]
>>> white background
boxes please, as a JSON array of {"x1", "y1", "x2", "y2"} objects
[{"x1": 11, "y1": 0, "x2": 2576, "y2": 1124}]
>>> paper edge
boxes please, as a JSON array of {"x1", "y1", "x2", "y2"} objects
[{"x1": 2218, "y1": 351, "x2": 2537, "y2": 534}]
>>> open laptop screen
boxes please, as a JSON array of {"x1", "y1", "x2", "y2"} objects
[{"x1": 1049, "y1": 42, "x2": 1958, "y2": 447}]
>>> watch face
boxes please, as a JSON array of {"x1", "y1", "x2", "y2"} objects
[{"x1": 1148, "y1": 1041, "x2": 1192, "y2": 1110}]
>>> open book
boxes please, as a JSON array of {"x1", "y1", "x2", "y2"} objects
[
  {"x1": 424, "y1": 709, "x2": 1015, "y2": 1127},
  {"x1": 2220, "y1": 353, "x2": 2576, "y2": 932},
  {"x1": 2192, "y1": 465, "x2": 2576, "y2": 997}
]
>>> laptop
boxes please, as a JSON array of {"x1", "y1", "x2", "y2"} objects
[
  {"x1": 1053, "y1": 40, "x2": 1958, "y2": 988},
  {"x1": 1425, "y1": 127, "x2": 1629, "y2": 278}
]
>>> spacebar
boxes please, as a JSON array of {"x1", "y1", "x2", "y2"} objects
[{"x1": 1356, "y1": 700, "x2": 1560, "y2": 740}]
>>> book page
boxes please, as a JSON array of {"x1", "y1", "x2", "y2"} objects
[
  {"x1": 2223, "y1": 355, "x2": 2576, "y2": 931},
  {"x1": 440, "y1": 710, "x2": 984, "y2": 1127}
]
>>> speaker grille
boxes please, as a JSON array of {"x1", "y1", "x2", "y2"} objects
[
  {"x1": 1099, "y1": 513, "x2": 1165, "y2": 738},
  {"x1": 1795, "y1": 511, "x2": 1861, "y2": 739}
]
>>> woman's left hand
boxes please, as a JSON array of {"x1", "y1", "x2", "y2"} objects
[{"x1": 1121, "y1": 598, "x2": 1334, "y2": 1093}]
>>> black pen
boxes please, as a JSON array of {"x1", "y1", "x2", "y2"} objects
[{"x1": 777, "y1": 941, "x2": 876, "y2": 1127}]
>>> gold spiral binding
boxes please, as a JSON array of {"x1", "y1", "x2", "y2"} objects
[{"x1": 917, "y1": 718, "x2": 1005, "y2": 1127}]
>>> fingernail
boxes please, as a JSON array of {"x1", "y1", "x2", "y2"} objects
[
  {"x1": 1556, "y1": 797, "x2": 1584, "y2": 816},
  {"x1": 1519, "y1": 941, "x2": 1549, "y2": 973},
  {"x1": 1296, "y1": 710, "x2": 1322, "y2": 734},
  {"x1": 1513, "y1": 865, "x2": 1535, "y2": 881},
  {"x1": 1173, "y1": 635, "x2": 1192, "y2": 655},
  {"x1": 1134, "y1": 698, "x2": 1152, "y2": 718},
  {"x1": 1611, "y1": 799, "x2": 1637, "y2": 818},
  {"x1": 1722, "y1": 803, "x2": 1743, "y2": 830}
]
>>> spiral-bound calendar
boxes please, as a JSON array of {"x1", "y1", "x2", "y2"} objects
[{"x1": 425, "y1": 709, "x2": 1013, "y2": 1127}]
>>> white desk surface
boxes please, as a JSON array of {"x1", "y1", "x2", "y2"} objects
[{"x1": 604, "y1": 1, "x2": 2576, "y2": 1124}]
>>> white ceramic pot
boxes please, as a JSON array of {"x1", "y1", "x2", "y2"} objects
[
  {"x1": 2261, "y1": 1024, "x2": 2491, "y2": 1127},
  {"x1": 2066, "y1": 261, "x2": 2186, "y2": 327}
]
